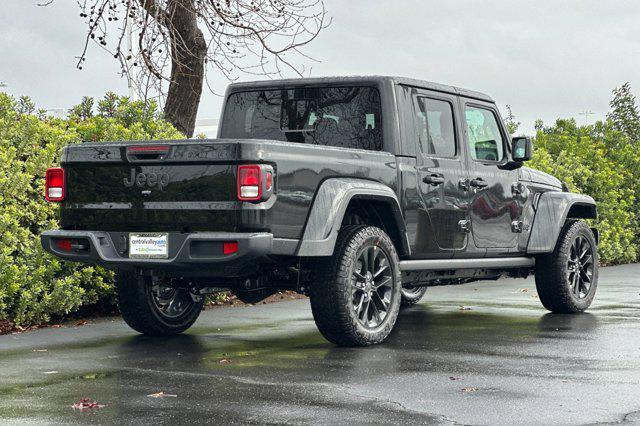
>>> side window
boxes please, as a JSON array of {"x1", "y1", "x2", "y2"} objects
[
  {"x1": 464, "y1": 106, "x2": 505, "y2": 162},
  {"x1": 414, "y1": 97, "x2": 456, "y2": 158}
]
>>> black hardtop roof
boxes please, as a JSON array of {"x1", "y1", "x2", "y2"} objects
[{"x1": 226, "y1": 75, "x2": 494, "y2": 103}]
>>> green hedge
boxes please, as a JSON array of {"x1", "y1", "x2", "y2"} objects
[
  {"x1": 528, "y1": 119, "x2": 637, "y2": 264},
  {"x1": 0, "y1": 93, "x2": 183, "y2": 326},
  {"x1": 1, "y1": 85, "x2": 639, "y2": 327}
]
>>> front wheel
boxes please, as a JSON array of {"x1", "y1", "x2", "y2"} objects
[
  {"x1": 535, "y1": 221, "x2": 599, "y2": 313},
  {"x1": 116, "y1": 271, "x2": 204, "y2": 336},
  {"x1": 309, "y1": 225, "x2": 402, "y2": 347}
]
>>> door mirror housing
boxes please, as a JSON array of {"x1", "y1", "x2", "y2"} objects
[
  {"x1": 498, "y1": 136, "x2": 532, "y2": 170},
  {"x1": 512, "y1": 136, "x2": 532, "y2": 162}
]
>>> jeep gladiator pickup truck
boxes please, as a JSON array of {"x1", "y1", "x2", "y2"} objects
[{"x1": 41, "y1": 76, "x2": 599, "y2": 346}]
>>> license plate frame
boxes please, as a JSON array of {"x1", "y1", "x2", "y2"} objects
[{"x1": 128, "y1": 233, "x2": 169, "y2": 259}]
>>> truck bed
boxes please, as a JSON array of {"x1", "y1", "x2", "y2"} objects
[{"x1": 59, "y1": 139, "x2": 397, "y2": 239}]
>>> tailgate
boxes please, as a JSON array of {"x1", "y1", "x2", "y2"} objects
[{"x1": 60, "y1": 141, "x2": 240, "y2": 232}]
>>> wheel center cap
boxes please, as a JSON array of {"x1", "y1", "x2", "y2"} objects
[{"x1": 364, "y1": 272, "x2": 374, "y2": 291}]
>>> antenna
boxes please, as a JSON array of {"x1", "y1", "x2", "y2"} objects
[{"x1": 578, "y1": 110, "x2": 595, "y2": 125}]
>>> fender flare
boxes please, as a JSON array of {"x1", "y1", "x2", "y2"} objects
[
  {"x1": 296, "y1": 178, "x2": 410, "y2": 256},
  {"x1": 527, "y1": 192, "x2": 597, "y2": 254}
]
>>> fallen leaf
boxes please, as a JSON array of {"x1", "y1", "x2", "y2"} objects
[
  {"x1": 519, "y1": 288, "x2": 529, "y2": 293},
  {"x1": 33, "y1": 349, "x2": 48, "y2": 352},
  {"x1": 76, "y1": 319, "x2": 89, "y2": 326},
  {"x1": 51, "y1": 325, "x2": 62, "y2": 329},
  {"x1": 461, "y1": 387, "x2": 478, "y2": 393},
  {"x1": 147, "y1": 391, "x2": 177, "y2": 398},
  {"x1": 219, "y1": 358, "x2": 232, "y2": 365},
  {"x1": 449, "y1": 376, "x2": 461, "y2": 381},
  {"x1": 458, "y1": 305, "x2": 471, "y2": 311},
  {"x1": 72, "y1": 398, "x2": 105, "y2": 411}
]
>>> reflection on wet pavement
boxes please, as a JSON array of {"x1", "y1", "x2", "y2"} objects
[{"x1": 1, "y1": 264, "x2": 639, "y2": 425}]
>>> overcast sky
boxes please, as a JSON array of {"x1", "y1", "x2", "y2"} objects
[{"x1": 2, "y1": 0, "x2": 640, "y2": 135}]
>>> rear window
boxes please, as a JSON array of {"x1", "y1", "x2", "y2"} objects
[{"x1": 220, "y1": 86, "x2": 383, "y2": 151}]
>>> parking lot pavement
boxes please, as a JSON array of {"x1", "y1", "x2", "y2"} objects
[{"x1": 1, "y1": 264, "x2": 639, "y2": 425}]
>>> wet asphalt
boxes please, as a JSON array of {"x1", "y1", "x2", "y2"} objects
[{"x1": 1, "y1": 264, "x2": 639, "y2": 425}]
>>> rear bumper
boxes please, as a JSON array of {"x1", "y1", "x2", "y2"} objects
[{"x1": 41, "y1": 230, "x2": 281, "y2": 274}]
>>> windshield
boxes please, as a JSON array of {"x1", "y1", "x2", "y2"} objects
[{"x1": 220, "y1": 86, "x2": 383, "y2": 151}]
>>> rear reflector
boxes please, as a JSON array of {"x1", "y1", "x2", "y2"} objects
[
  {"x1": 223, "y1": 241, "x2": 238, "y2": 255},
  {"x1": 45, "y1": 167, "x2": 65, "y2": 202},
  {"x1": 55, "y1": 238, "x2": 73, "y2": 252}
]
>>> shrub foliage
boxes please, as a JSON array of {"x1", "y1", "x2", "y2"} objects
[
  {"x1": 528, "y1": 119, "x2": 637, "y2": 264},
  {"x1": 0, "y1": 93, "x2": 182, "y2": 326}
]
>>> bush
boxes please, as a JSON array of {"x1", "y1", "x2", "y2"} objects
[
  {"x1": 0, "y1": 92, "x2": 183, "y2": 326},
  {"x1": 529, "y1": 119, "x2": 637, "y2": 264}
]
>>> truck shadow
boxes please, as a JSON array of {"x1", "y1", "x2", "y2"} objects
[
  {"x1": 94, "y1": 306, "x2": 603, "y2": 423},
  {"x1": 112, "y1": 305, "x2": 600, "y2": 377}
]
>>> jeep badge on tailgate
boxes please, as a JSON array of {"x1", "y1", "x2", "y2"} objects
[{"x1": 123, "y1": 168, "x2": 170, "y2": 190}]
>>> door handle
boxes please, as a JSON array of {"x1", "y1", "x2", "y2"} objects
[
  {"x1": 470, "y1": 178, "x2": 488, "y2": 189},
  {"x1": 423, "y1": 174, "x2": 445, "y2": 186}
]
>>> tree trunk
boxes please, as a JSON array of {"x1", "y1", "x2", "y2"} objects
[{"x1": 163, "y1": 0, "x2": 206, "y2": 138}]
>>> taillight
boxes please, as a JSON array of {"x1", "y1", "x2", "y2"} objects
[
  {"x1": 237, "y1": 164, "x2": 274, "y2": 202},
  {"x1": 265, "y1": 171, "x2": 273, "y2": 192},
  {"x1": 45, "y1": 167, "x2": 65, "y2": 202}
]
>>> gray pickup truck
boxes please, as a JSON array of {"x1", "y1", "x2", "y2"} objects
[{"x1": 42, "y1": 76, "x2": 599, "y2": 346}]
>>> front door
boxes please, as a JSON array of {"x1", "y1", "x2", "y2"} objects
[
  {"x1": 412, "y1": 91, "x2": 471, "y2": 258},
  {"x1": 461, "y1": 101, "x2": 522, "y2": 251}
]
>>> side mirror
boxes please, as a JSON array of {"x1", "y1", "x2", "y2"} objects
[{"x1": 512, "y1": 136, "x2": 532, "y2": 162}]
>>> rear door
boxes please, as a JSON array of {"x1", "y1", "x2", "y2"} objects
[
  {"x1": 411, "y1": 90, "x2": 471, "y2": 258},
  {"x1": 461, "y1": 100, "x2": 522, "y2": 252}
]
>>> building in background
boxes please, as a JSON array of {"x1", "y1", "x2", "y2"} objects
[{"x1": 193, "y1": 118, "x2": 219, "y2": 138}]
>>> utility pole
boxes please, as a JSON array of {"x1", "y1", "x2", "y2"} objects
[{"x1": 579, "y1": 110, "x2": 595, "y2": 125}]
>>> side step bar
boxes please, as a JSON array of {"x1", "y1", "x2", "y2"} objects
[{"x1": 399, "y1": 257, "x2": 535, "y2": 272}]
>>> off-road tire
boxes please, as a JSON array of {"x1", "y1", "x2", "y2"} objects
[
  {"x1": 400, "y1": 286, "x2": 428, "y2": 307},
  {"x1": 115, "y1": 271, "x2": 204, "y2": 336},
  {"x1": 309, "y1": 225, "x2": 402, "y2": 347},
  {"x1": 535, "y1": 220, "x2": 599, "y2": 313}
]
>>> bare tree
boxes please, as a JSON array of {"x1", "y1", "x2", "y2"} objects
[{"x1": 48, "y1": 0, "x2": 328, "y2": 137}]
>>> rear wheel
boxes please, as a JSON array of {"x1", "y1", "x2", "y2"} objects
[
  {"x1": 535, "y1": 221, "x2": 599, "y2": 313},
  {"x1": 400, "y1": 285, "x2": 427, "y2": 307},
  {"x1": 309, "y1": 225, "x2": 402, "y2": 347},
  {"x1": 116, "y1": 271, "x2": 204, "y2": 336}
]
